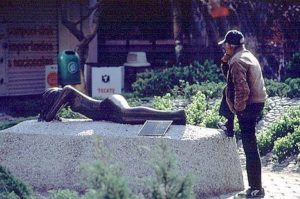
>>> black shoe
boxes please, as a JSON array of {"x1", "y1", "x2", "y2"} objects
[
  {"x1": 217, "y1": 122, "x2": 234, "y2": 137},
  {"x1": 236, "y1": 188, "x2": 265, "y2": 198}
]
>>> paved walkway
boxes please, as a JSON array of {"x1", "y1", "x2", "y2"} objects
[
  {"x1": 209, "y1": 97, "x2": 300, "y2": 199},
  {"x1": 208, "y1": 170, "x2": 300, "y2": 199}
]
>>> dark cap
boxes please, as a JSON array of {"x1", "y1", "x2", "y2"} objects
[{"x1": 218, "y1": 30, "x2": 245, "y2": 45}]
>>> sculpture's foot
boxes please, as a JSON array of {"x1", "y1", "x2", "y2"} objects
[
  {"x1": 38, "y1": 88, "x2": 62, "y2": 122},
  {"x1": 172, "y1": 109, "x2": 186, "y2": 125}
]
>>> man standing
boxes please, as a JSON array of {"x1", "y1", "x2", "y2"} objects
[{"x1": 218, "y1": 30, "x2": 267, "y2": 198}]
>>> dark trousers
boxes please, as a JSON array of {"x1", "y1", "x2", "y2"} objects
[
  {"x1": 219, "y1": 88, "x2": 234, "y2": 131},
  {"x1": 237, "y1": 103, "x2": 264, "y2": 189}
]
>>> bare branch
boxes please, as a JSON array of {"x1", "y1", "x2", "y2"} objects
[
  {"x1": 74, "y1": 2, "x2": 101, "y2": 25},
  {"x1": 61, "y1": 3, "x2": 84, "y2": 41},
  {"x1": 77, "y1": 9, "x2": 101, "y2": 48}
]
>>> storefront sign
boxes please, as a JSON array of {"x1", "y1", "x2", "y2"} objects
[{"x1": 7, "y1": 24, "x2": 56, "y2": 68}]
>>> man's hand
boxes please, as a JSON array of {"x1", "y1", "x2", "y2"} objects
[{"x1": 221, "y1": 53, "x2": 231, "y2": 63}]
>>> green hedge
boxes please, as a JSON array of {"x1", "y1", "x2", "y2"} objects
[
  {"x1": 170, "y1": 81, "x2": 224, "y2": 100},
  {"x1": 132, "y1": 60, "x2": 223, "y2": 97},
  {"x1": 257, "y1": 105, "x2": 300, "y2": 156},
  {"x1": 273, "y1": 126, "x2": 300, "y2": 162},
  {"x1": 264, "y1": 79, "x2": 290, "y2": 97},
  {"x1": 264, "y1": 78, "x2": 300, "y2": 98},
  {"x1": 284, "y1": 78, "x2": 300, "y2": 98}
]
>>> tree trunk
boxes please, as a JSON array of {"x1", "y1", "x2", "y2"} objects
[
  {"x1": 171, "y1": 0, "x2": 184, "y2": 65},
  {"x1": 61, "y1": 1, "x2": 100, "y2": 94}
]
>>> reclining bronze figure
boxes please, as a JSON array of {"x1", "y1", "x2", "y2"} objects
[{"x1": 38, "y1": 85, "x2": 186, "y2": 125}]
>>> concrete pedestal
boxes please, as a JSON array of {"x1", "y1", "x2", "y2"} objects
[{"x1": 0, "y1": 120, "x2": 244, "y2": 197}]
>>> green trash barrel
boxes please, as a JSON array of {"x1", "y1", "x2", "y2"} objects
[{"x1": 57, "y1": 50, "x2": 81, "y2": 86}]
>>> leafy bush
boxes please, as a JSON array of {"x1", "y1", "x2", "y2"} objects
[
  {"x1": 273, "y1": 126, "x2": 300, "y2": 162},
  {"x1": 257, "y1": 105, "x2": 300, "y2": 155},
  {"x1": 82, "y1": 162, "x2": 136, "y2": 199},
  {"x1": 284, "y1": 78, "x2": 300, "y2": 98},
  {"x1": 264, "y1": 79, "x2": 290, "y2": 97},
  {"x1": 47, "y1": 189, "x2": 79, "y2": 199},
  {"x1": 201, "y1": 100, "x2": 224, "y2": 128},
  {"x1": 170, "y1": 81, "x2": 224, "y2": 100},
  {"x1": 153, "y1": 93, "x2": 174, "y2": 111},
  {"x1": 0, "y1": 191, "x2": 20, "y2": 199},
  {"x1": 233, "y1": 118, "x2": 241, "y2": 140},
  {"x1": 126, "y1": 97, "x2": 144, "y2": 107},
  {"x1": 148, "y1": 143, "x2": 195, "y2": 199},
  {"x1": 0, "y1": 165, "x2": 32, "y2": 199},
  {"x1": 186, "y1": 91, "x2": 207, "y2": 125},
  {"x1": 264, "y1": 78, "x2": 300, "y2": 98},
  {"x1": 79, "y1": 137, "x2": 137, "y2": 199},
  {"x1": 57, "y1": 106, "x2": 87, "y2": 119},
  {"x1": 132, "y1": 60, "x2": 223, "y2": 97}
]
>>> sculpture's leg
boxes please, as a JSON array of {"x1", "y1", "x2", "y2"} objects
[
  {"x1": 120, "y1": 107, "x2": 186, "y2": 125},
  {"x1": 106, "y1": 95, "x2": 186, "y2": 125}
]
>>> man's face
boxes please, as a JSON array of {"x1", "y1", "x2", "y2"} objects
[{"x1": 223, "y1": 43, "x2": 234, "y2": 56}]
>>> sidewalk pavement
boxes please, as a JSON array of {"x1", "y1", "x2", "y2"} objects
[{"x1": 208, "y1": 170, "x2": 300, "y2": 199}]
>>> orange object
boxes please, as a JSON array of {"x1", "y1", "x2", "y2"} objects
[
  {"x1": 210, "y1": 6, "x2": 229, "y2": 18},
  {"x1": 47, "y1": 72, "x2": 58, "y2": 87}
]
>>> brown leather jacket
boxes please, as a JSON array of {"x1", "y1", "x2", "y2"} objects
[{"x1": 226, "y1": 46, "x2": 267, "y2": 113}]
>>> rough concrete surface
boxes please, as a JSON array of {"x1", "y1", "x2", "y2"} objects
[{"x1": 0, "y1": 120, "x2": 244, "y2": 197}]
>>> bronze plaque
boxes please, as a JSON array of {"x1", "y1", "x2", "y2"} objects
[{"x1": 138, "y1": 120, "x2": 173, "y2": 136}]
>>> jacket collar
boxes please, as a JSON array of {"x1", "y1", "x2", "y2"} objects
[
  {"x1": 229, "y1": 46, "x2": 247, "y2": 62},
  {"x1": 233, "y1": 45, "x2": 246, "y2": 56}
]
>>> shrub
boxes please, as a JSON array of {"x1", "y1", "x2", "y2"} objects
[
  {"x1": 0, "y1": 165, "x2": 32, "y2": 199},
  {"x1": 148, "y1": 143, "x2": 195, "y2": 199},
  {"x1": 186, "y1": 91, "x2": 207, "y2": 125},
  {"x1": 233, "y1": 118, "x2": 241, "y2": 140},
  {"x1": 47, "y1": 189, "x2": 79, "y2": 199},
  {"x1": 0, "y1": 191, "x2": 21, "y2": 199},
  {"x1": 257, "y1": 106, "x2": 300, "y2": 155},
  {"x1": 132, "y1": 60, "x2": 223, "y2": 97},
  {"x1": 284, "y1": 78, "x2": 300, "y2": 98},
  {"x1": 273, "y1": 126, "x2": 300, "y2": 162},
  {"x1": 57, "y1": 106, "x2": 87, "y2": 119},
  {"x1": 81, "y1": 137, "x2": 137, "y2": 199},
  {"x1": 82, "y1": 162, "x2": 136, "y2": 199},
  {"x1": 201, "y1": 100, "x2": 225, "y2": 128},
  {"x1": 153, "y1": 93, "x2": 174, "y2": 111},
  {"x1": 126, "y1": 97, "x2": 143, "y2": 107},
  {"x1": 170, "y1": 81, "x2": 224, "y2": 100},
  {"x1": 264, "y1": 79, "x2": 290, "y2": 97}
]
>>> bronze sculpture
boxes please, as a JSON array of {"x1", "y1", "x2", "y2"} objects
[{"x1": 38, "y1": 85, "x2": 186, "y2": 125}]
